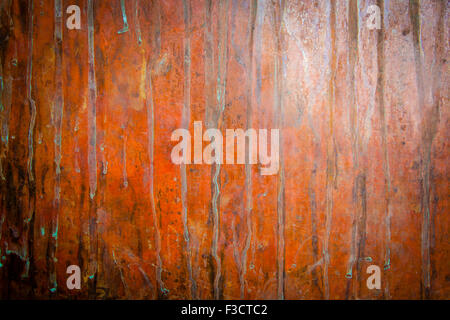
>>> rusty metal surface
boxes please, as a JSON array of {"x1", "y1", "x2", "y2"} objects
[{"x1": 0, "y1": 0, "x2": 448, "y2": 299}]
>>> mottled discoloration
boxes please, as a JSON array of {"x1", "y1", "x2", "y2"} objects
[{"x1": 0, "y1": 0, "x2": 448, "y2": 300}]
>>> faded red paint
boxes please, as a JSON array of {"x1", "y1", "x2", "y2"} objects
[{"x1": 0, "y1": 0, "x2": 448, "y2": 299}]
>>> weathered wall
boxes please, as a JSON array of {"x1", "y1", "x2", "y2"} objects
[{"x1": 0, "y1": 0, "x2": 448, "y2": 299}]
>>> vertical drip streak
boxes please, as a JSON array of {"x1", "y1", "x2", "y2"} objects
[
  {"x1": 324, "y1": 0, "x2": 337, "y2": 300},
  {"x1": 351, "y1": 1, "x2": 368, "y2": 299},
  {"x1": 425, "y1": 0, "x2": 445, "y2": 300},
  {"x1": 273, "y1": 0, "x2": 286, "y2": 300},
  {"x1": 87, "y1": 0, "x2": 97, "y2": 200},
  {"x1": 376, "y1": 0, "x2": 392, "y2": 298},
  {"x1": 204, "y1": 0, "x2": 215, "y2": 297},
  {"x1": 26, "y1": 0, "x2": 35, "y2": 183},
  {"x1": 146, "y1": 58, "x2": 165, "y2": 298},
  {"x1": 204, "y1": 0, "x2": 214, "y2": 130},
  {"x1": 409, "y1": 0, "x2": 444, "y2": 299},
  {"x1": 0, "y1": 52, "x2": 4, "y2": 265},
  {"x1": 211, "y1": 163, "x2": 221, "y2": 299},
  {"x1": 87, "y1": 0, "x2": 98, "y2": 294},
  {"x1": 24, "y1": 0, "x2": 36, "y2": 284},
  {"x1": 211, "y1": 0, "x2": 229, "y2": 300},
  {"x1": 181, "y1": 0, "x2": 197, "y2": 299},
  {"x1": 239, "y1": 0, "x2": 257, "y2": 299},
  {"x1": 0, "y1": 57, "x2": 5, "y2": 181},
  {"x1": 134, "y1": 0, "x2": 142, "y2": 45},
  {"x1": 122, "y1": 131, "x2": 128, "y2": 187},
  {"x1": 118, "y1": 0, "x2": 129, "y2": 34},
  {"x1": 146, "y1": 1, "x2": 164, "y2": 296},
  {"x1": 345, "y1": 0, "x2": 359, "y2": 298},
  {"x1": 409, "y1": 0, "x2": 429, "y2": 299},
  {"x1": 50, "y1": 0, "x2": 64, "y2": 293}
]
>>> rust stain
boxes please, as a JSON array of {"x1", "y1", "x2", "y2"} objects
[{"x1": 0, "y1": 0, "x2": 448, "y2": 300}]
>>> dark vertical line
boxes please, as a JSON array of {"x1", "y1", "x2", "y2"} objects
[
  {"x1": 98, "y1": 3, "x2": 111, "y2": 299},
  {"x1": 77, "y1": 183, "x2": 86, "y2": 297},
  {"x1": 345, "y1": 0, "x2": 359, "y2": 300},
  {"x1": 376, "y1": 0, "x2": 392, "y2": 299},
  {"x1": 409, "y1": 0, "x2": 444, "y2": 300},
  {"x1": 351, "y1": 1, "x2": 367, "y2": 298},
  {"x1": 26, "y1": 0, "x2": 36, "y2": 184},
  {"x1": 428, "y1": 1, "x2": 445, "y2": 300},
  {"x1": 0, "y1": 1, "x2": 13, "y2": 297},
  {"x1": 248, "y1": 0, "x2": 265, "y2": 295},
  {"x1": 308, "y1": 165, "x2": 323, "y2": 298},
  {"x1": 25, "y1": 3, "x2": 37, "y2": 288},
  {"x1": 204, "y1": 0, "x2": 216, "y2": 299},
  {"x1": 0, "y1": 54, "x2": 5, "y2": 181},
  {"x1": 0, "y1": 0, "x2": 11, "y2": 158},
  {"x1": 254, "y1": 0, "x2": 264, "y2": 110},
  {"x1": 146, "y1": 63, "x2": 165, "y2": 298},
  {"x1": 87, "y1": 0, "x2": 97, "y2": 201},
  {"x1": 210, "y1": 0, "x2": 229, "y2": 300},
  {"x1": 87, "y1": 0, "x2": 98, "y2": 298},
  {"x1": 204, "y1": 0, "x2": 214, "y2": 130},
  {"x1": 122, "y1": 129, "x2": 128, "y2": 188},
  {"x1": 409, "y1": 0, "x2": 429, "y2": 299},
  {"x1": 48, "y1": 0, "x2": 63, "y2": 294},
  {"x1": 324, "y1": 0, "x2": 338, "y2": 300},
  {"x1": 0, "y1": 52, "x2": 4, "y2": 267},
  {"x1": 240, "y1": 0, "x2": 257, "y2": 300},
  {"x1": 409, "y1": 0, "x2": 424, "y2": 109},
  {"x1": 181, "y1": 0, "x2": 197, "y2": 300},
  {"x1": 355, "y1": 174, "x2": 367, "y2": 296},
  {"x1": 273, "y1": 0, "x2": 286, "y2": 300},
  {"x1": 146, "y1": 0, "x2": 164, "y2": 298},
  {"x1": 23, "y1": 0, "x2": 36, "y2": 290}
]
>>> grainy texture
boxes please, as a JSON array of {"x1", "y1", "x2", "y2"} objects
[{"x1": 0, "y1": 0, "x2": 448, "y2": 299}]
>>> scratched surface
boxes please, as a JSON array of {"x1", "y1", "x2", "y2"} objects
[{"x1": 0, "y1": 0, "x2": 448, "y2": 299}]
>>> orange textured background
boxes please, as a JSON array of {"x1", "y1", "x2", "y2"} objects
[{"x1": 0, "y1": 0, "x2": 448, "y2": 299}]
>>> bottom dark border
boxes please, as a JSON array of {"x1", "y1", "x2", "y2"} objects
[{"x1": 1, "y1": 300, "x2": 447, "y2": 318}]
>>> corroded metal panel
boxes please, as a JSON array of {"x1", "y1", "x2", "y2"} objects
[{"x1": 0, "y1": 0, "x2": 448, "y2": 299}]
